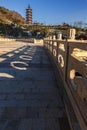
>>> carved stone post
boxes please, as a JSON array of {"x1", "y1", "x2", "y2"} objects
[
  {"x1": 68, "y1": 28, "x2": 76, "y2": 40},
  {"x1": 53, "y1": 35, "x2": 56, "y2": 40},
  {"x1": 57, "y1": 33, "x2": 62, "y2": 40}
]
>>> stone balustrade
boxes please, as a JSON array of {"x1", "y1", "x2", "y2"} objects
[
  {"x1": 44, "y1": 35, "x2": 87, "y2": 130},
  {"x1": 0, "y1": 38, "x2": 16, "y2": 41}
]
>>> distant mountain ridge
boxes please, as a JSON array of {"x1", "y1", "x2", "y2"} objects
[{"x1": 0, "y1": 6, "x2": 25, "y2": 25}]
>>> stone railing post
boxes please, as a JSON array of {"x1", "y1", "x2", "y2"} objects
[
  {"x1": 53, "y1": 35, "x2": 56, "y2": 40},
  {"x1": 67, "y1": 28, "x2": 76, "y2": 40},
  {"x1": 53, "y1": 35, "x2": 57, "y2": 46},
  {"x1": 49, "y1": 36, "x2": 52, "y2": 40},
  {"x1": 52, "y1": 35, "x2": 56, "y2": 55},
  {"x1": 57, "y1": 33, "x2": 62, "y2": 40},
  {"x1": 52, "y1": 35, "x2": 57, "y2": 58},
  {"x1": 49, "y1": 36, "x2": 52, "y2": 52}
]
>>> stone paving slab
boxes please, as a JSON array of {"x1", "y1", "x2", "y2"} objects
[{"x1": 0, "y1": 42, "x2": 70, "y2": 130}]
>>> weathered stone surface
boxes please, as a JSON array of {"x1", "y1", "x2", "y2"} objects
[{"x1": 0, "y1": 41, "x2": 68, "y2": 130}]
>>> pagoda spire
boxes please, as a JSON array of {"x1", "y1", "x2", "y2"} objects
[{"x1": 28, "y1": 4, "x2": 30, "y2": 9}]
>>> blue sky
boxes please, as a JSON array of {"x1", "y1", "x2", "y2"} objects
[{"x1": 0, "y1": 0, "x2": 87, "y2": 25}]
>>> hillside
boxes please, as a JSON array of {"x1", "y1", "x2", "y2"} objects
[{"x1": 0, "y1": 6, "x2": 25, "y2": 25}]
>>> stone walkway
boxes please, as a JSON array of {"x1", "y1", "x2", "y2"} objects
[{"x1": 0, "y1": 42, "x2": 70, "y2": 130}]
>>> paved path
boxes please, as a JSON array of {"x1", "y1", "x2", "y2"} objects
[{"x1": 0, "y1": 42, "x2": 69, "y2": 130}]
